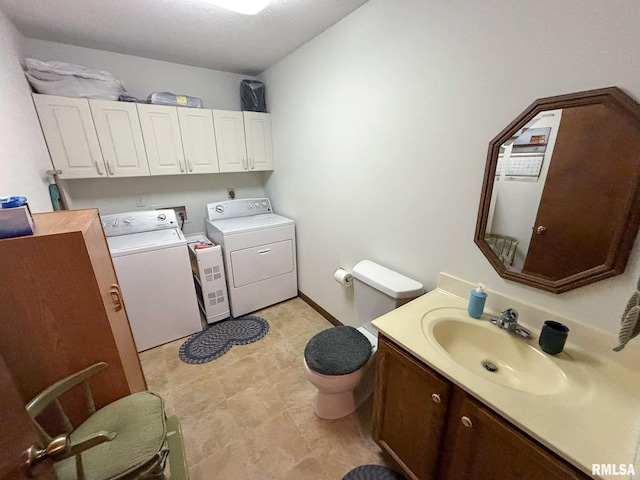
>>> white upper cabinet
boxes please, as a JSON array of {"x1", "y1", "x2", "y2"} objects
[
  {"x1": 213, "y1": 110, "x2": 248, "y2": 173},
  {"x1": 89, "y1": 99, "x2": 150, "y2": 177},
  {"x1": 177, "y1": 108, "x2": 220, "y2": 174},
  {"x1": 137, "y1": 104, "x2": 186, "y2": 176},
  {"x1": 32, "y1": 94, "x2": 106, "y2": 179},
  {"x1": 243, "y1": 112, "x2": 273, "y2": 171},
  {"x1": 33, "y1": 94, "x2": 273, "y2": 180}
]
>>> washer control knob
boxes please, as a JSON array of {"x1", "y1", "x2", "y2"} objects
[
  {"x1": 262, "y1": 201, "x2": 268, "y2": 207},
  {"x1": 255, "y1": 202, "x2": 260, "y2": 207},
  {"x1": 123, "y1": 219, "x2": 131, "y2": 225},
  {"x1": 248, "y1": 203, "x2": 253, "y2": 209},
  {"x1": 157, "y1": 213, "x2": 166, "y2": 221},
  {"x1": 215, "y1": 205, "x2": 224, "y2": 213}
]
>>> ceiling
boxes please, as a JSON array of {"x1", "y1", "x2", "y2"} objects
[{"x1": 0, "y1": 0, "x2": 369, "y2": 76}]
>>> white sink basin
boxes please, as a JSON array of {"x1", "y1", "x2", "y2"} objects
[{"x1": 422, "y1": 308, "x2": 567, "y2": 395}]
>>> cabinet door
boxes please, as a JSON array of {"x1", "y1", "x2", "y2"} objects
[
  {"x1": 137, "y1": 104, "x2": 186, "y2": 175},
  {"x1": 0, "y1": 210, "x2": 145, "y2": 429},
  {"x1": 177, "y1": 108, "x2": 220, "y2": 174},
  {"x1": 32, "y1": 94, "x2": 106, "y2": 179},
  {"x1": 373, "y1": 336, "x2": 451, "y2": 480},
  {"x1": 439, "y1": 390, "x2": 591, "y2": 480},
  {"x1": 213, "y1": 110, "x2": 248, "y2": 172},
  {"x1": 243, "y1": 112, "x2": 273, "y2": 171},
  {"x1": 89, "y1": 99, "x2": 150, "y2": 177}
]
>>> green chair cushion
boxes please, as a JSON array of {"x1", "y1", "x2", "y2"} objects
[{"x1": 54, "y1": 392, "x2": 167, "y2": 480}]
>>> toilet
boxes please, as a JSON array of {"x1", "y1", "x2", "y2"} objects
[{"x1": 303, "y1": 260, "x2": 424, "y2": 420}]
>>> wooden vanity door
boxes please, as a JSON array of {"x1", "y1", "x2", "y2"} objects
[
  {"x1": 438, "y1": 390, "x2": 591, "y2": 480},
  {"x1": 373, "y1": 336, "x2": 451, "y2": 480}
]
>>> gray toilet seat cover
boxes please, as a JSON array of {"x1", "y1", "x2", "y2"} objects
[{"x1": 304, "y1": 326, "x2": 372, "y2": 375}]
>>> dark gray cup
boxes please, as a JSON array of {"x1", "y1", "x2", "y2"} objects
[{"x1": 538, "y1": 320, "x2": 569, "y2": 355}]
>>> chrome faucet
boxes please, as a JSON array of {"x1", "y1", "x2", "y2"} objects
[{"x1": 490, "y1": 309, "x2": 532, "y2": 339}]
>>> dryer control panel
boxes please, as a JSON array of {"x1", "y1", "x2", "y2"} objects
[
  {"x1": 102, "y1": 209, "x2": 178, "y2": 236},
  {"x1": 206, "y1": 198, "x2": 272, "y2": 221}
]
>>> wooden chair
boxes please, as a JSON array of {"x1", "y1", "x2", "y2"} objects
[
  {"x1": 25, "y1": 362, "x2": 188, "y2": 480},
  {"x1": 485, "y1": 233, "x2": 519, "y2": 266}
]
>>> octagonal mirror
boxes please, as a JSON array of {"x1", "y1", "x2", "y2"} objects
[{"x1": 475, "y1": 87, "x2": 640, "y2": 293}]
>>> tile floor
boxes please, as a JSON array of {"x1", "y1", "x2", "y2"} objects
[{"x1": 139, "y1": 297, "x2": 393, "y2": 479}]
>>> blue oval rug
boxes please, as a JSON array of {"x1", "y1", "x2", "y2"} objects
[{"x1": 179, "y1": 315, "x2": 269, "y2": 364}]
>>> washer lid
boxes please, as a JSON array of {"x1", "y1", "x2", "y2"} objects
[
  {"x1": 207, "y1": 213, "x2": 294, "y2": 235},
  {"x1": 107, "y1": 228, "x2": 185, "y2": 256}
]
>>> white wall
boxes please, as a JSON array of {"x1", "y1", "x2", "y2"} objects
[
  {"x1": 59, "y1": 174, "x2": 266, "y2": 235},
  {"x1": 22, "y1": 39, "x2": 254, "y2": 110},
  {"x1": 21, "y1": 39, "x2": 267, "y2": 233},
  {"x1": 0, "y1": 12, "x2": 54, "y2": 212},
  {"x1": 261, "y1": 0, "x2": 640, "y2": 335}
]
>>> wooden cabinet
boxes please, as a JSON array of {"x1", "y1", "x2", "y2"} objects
[
  {"x1": 137, "y1": 103, "x2": 186, "y2": 175},
  {"x1": 33, "y1": 94, "x2": 273, "y2": 178},
  {"x1": 32, "y1": 94, "x2": 105, "y2": 179},
  {"x1": 0, "y1": 210, "x2": 145, "y2": 426},
  {"x1": 373, "y1": 336, "x2": 451, "y2": 479},
  {"x1": 213, "y1": 110, "x2": 248, "y2": 172},
  {"x1": 33, "y1": 94, "x2": 150, "y2": 178},
  {"x1": 177, "y1": 107, "x2": 220, "y2": 174},
  {"x1": 89, "y1": 99, "x2": 150, "y2": 177},
  {"x1": 213, "y1": 110, "x2": 274, "y2": 172},
  {"x1": 373, "y1": 335, "x2": 591, "y2": 480},
  {"x1": 243, "y1": 111, "x2": 274, "y2": 171},
  {"x1": 438, "y1": 393, "x2": 590, "y2": 480}
]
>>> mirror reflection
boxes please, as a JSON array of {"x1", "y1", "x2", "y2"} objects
[{"x1": 476, "y1": 87, "x2": 640, "y2": 293}]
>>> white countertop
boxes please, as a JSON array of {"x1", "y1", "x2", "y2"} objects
[{"x1": 371, "y1": 273, "x2": 640, "y2": 480}]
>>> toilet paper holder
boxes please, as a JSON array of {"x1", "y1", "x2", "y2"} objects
[{"x1": 334, "y1": 268, "x2": 353, "y2": 287}]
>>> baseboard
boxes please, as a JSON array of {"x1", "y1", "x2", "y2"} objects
[{"x1": 298, "y1": 291, "x2": 343, "y2": 327}]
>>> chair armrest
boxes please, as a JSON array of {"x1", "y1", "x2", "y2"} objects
[
  {"x1": 26, "y1": 362, "x2": 109, "y2": 418},
  {"x1": 56, "y1": 430, "x2": 117, "y2": 461}
]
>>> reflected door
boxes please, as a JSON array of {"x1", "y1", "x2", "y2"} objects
[{"x1": 523, "y1": 104, "x2": 640, "y2": 279}]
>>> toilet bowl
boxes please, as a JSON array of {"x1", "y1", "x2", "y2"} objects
[
  {"x1": 303, "y1": 326, "x2": 377, "y2": 420},
  {"x1": 303, "y1": 261, "x2": 423, "y2": 420}
]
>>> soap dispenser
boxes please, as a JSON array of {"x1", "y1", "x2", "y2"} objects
[{"x1": 468, "y1": 283, "x2": 487, "y2": 319}]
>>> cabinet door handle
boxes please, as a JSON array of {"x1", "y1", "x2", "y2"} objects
[
  {"x1": 106, "y1": 161, "x2": 115, "y2": 176},
  {"x1": 95, "y1": 160, "x2": 104, "y2": 176},
  {"x1": 110, "y1": 284, "x2": 123, "y2": 312},
  {"x1": 461, "y1": 416, "x2": 473, "y2": 428},
  {"x1": 249, "y1": 157, "x2": 255, "y2": 169},
  {"x1": 179, "y1": 159, "x2": 185, "y2": 173},
  {"x1": 431, "y1": 393, "x2": 441, "y2": 404},
  {"x1": 187, "y1": 159, "x2": 193, "y2": 172},
  {"x1": 242, "y1": 157, "x2": 248, "y2": 170}
]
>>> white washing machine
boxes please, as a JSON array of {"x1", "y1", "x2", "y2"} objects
[
  {"x1": 102, "y1": 209, "x2": 202, "y2": 351},
  {"x1": 206, "y1": 198, "x2": 297, "y2": 318}
]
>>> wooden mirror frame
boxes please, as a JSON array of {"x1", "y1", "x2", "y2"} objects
[{"x1": 475, "y1": 87, "x2": 640, "y2": 293}]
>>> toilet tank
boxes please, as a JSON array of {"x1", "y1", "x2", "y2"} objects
[{"x1": 352, "y1": 260, "x2": 424, "y2": 334}]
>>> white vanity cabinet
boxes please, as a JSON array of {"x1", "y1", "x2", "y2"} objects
[
  {"x1": 32, "y1": 94, "x2": 106, "y2": 179},
  {"x1": 243, "y1": 112, "x2": 273, "y2": 171},
  {"x1": 176, "y1": 108, "x2": 220, "y2": 174},
  {"x1": 89, "y1": 99, "x2": 150, "y2": 177},
  {"x1": 137, "y1": 104, "x2": 186, "y2": 176}
]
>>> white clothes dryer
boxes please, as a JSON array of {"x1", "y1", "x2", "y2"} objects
[
  {"x1": 206, "y1": 198, "x2": 297, "y2": 318},
  {"x1": 102, "y1": 209, "x2": 202, "y2": 351}
]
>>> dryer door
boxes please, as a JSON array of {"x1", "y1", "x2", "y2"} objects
[{"x1": 230, "y1": 240, "x2": 294, "y2": 287}]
